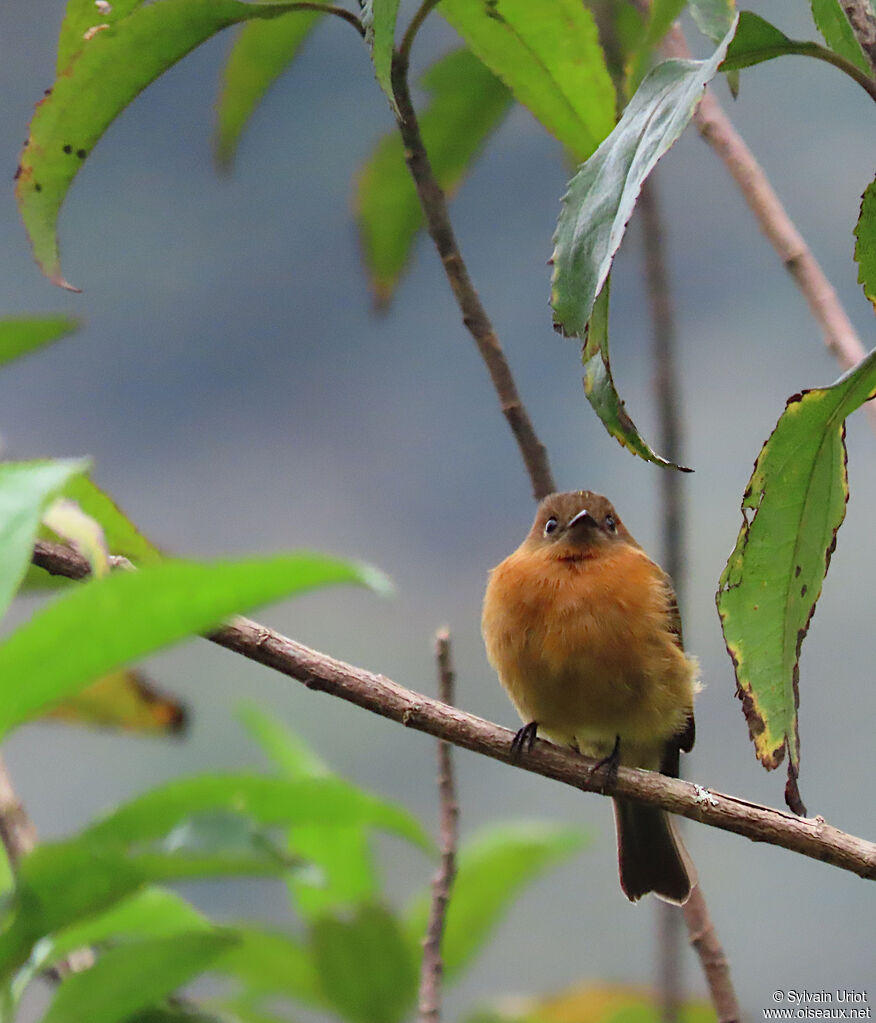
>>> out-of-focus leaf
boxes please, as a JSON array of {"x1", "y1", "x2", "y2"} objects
[
  {"x1": 462, "y1": 983, "x2": 715, "y2": 1023},
  {"x1": 854, "y1": 177, "x2": 876, "y2": 310},
  {"x1": 87, "y1": 773, "x2": 430, "y2": 852},
  {"x1": 42, "y1": 497, "x2": 109, "y2": 576},
  {"x1": 44, "y1": 668, "x2": 187, "y2": 734},
  {"x1": 362, "y1": 0, "x2": 400, "y2": 115},
  {"x1": 17, "y1": 0, "x2": 347, "y2": 289},
  {"x1": 0, "y1": 316, "x2": 78, "y2": 367},
  {"x1": 689, "y1": 0, "x2": 736, "y2": 42},
  {"x1": 0, "y1": 459, "x2": 89, "y2": 620},
  {"x1": 716, "y1": 349, "x2": 876, "y2": 813},
  {"x1": 215, "y1": 7, "x2": 324, "y2": 171},
  {"x1": 551, "y1": 18, "x2": 736, "y2": 340},
  {"x1": 627, "y1": 0, "x2": 687, "y2": 94},
  {"x1": 404, "y1": 822, "x2": 588, "y2": 981},
  {"x1": 129, "y1": 1006, "x2": 232, "y2": 1023},
  {"x1": 810, "y1": 0, "x2": 870, "y2": 73},
  {"x1": 355, "y1": 48, "x2": 512, "y2": 304},
  {"x1": 214, "y1": 926, "x2": 324, "y2": 1008},
  {"x1": 439, "y1": 0, "x2": 615, "y2": 161},
  {"x1": 582, "y1": 281, "x2": 688, "y2": 470},
  {"x1": 240, "y1": 706, "x2": 379, "y2": 916},
  {"x1": 0, "y1": 832, "x2": 287, "y2": 977},
  {"x1": 39, "y1": 931, "x2": 237, "y2": 1023},
  {"x1": 0, "y1": 552, "x2": 387, "y2": 739},
  {"x1": 311, "y1": 904, "x2": 418, "y2": 1023}
]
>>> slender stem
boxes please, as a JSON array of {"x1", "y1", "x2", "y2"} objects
[
  {"x1": 840, "y1": 0, "x2": 876, "y2": 74},
  {"x1": 418, "y1": 628, "x2": 459, "y2": 1023},
  {"x1": 663, "y1": 24, "x2": 876, "y2": 437},
  {"x1": 29, "y1": 541, "x2": 876, "y2": 881},
  {"x1": 801, "y1": 42, "x2": 876, "y2": 104},
  {"x1": 639, "y1": 176, "x2": 687, "y2": 1023},
  {"x1": 389, "y1": 53, "x2": 556, "y2": 501},
  {"x1": 288, "y1": 2, "x2": 365, "y2": 37},
  {"x1": 399, "y1": 0, "x2": 442, "y2": 62},
  {"x1": 683, "y1": 885, "x2": 742, "y2": 1023}
]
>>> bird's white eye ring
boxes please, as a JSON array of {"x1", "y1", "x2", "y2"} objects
[{"x1": 544, "y1": 517, "x2": 559, "y2": 536}]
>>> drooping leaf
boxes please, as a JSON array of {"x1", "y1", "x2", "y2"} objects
[
  {"x1": 439, "y1": 0, "x2": 615, "y2": 161},
  {"x1": 0, "y1": 552, "x2": 388, "y2": 739},
  {"x1": 44, "y1": 668, "x2": 187, "y2": 734},
  {"x1": 86, "y1": 773, "x2": 430, "y2": 852},
  {"x1": 39, "y1": 931, "x2": 238, "y2": 1023},
  {"x1": 551, "y1": 17, "x2": 736, "y2": 339},
  {"x1": 17, "y1": 0, "x2": 346, "y2": 289},
  {"x1": 716, "y1": 349, "x2": 876, "y2": 813},
  {"x1": 0, "y1": 316, "x2": 78, "y2": 367},
  {"x1": 310, "y1": 904, "x2": 418, "y2": 1023},
  {"x1": 355, "y1": 47, "x2": 512, "y2": 304},
  {"x1": 362, "y1": 0, "x2": 401, "y2": 115},
  {"x1": 0, "y1": 459, "x2": 89, "y2": 620},
  {"x1": 581, "y1": 280, "x2": 689, "y2": 470},
  {"x1": 810, "y1": 0, "x2": 870, "y2": 74},
  {"x1": 215, "y1": 8, "x2": 324, "y2": 171},
  {"x1": 854, "y1": 177, "x2": 876, "y2": 309},
  {"x1": 240, "y1": 705, "x2": 379, "y2": 916},
  {"x1": 404, "y1": 822, "x2": 588, "y2": 981}
]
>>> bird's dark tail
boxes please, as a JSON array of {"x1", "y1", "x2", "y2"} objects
[{"x1": 613, "y1": 798, "x2": 694, "y2": 904}]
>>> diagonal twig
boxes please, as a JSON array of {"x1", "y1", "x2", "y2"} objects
[
  {"x1": 417, "y1": 628, "x2": 459, "y2": 1023},
  {"x1": 28, "y1": 540, "x2": 876, "y2": 882},
  {"x1": 389, "y1": 52, "x2": 556, "y2": 501}
]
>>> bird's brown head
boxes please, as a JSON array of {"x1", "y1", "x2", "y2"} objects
[{"x1": 526, "y1": 491, "x2": 636, "y2": 557}]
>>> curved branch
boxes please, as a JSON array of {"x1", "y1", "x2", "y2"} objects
[
  {"x1": 389, "y1": 54, "x2": 556, "y2": 501},
  {"x1": 29, "y1": 540, "x2": 876, "y2": 882}
]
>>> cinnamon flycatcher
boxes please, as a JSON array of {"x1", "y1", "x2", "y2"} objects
[{"x1": 481, "y1": 491, "x2": 697, "y2": 903}]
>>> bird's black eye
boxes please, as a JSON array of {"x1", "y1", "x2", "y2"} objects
[
  {"x1": 604, "y1": 514, "x2": 617, "y2": 533},
  {"x1": 544, "y1": 517, "x2": 559, "y2": 536}
]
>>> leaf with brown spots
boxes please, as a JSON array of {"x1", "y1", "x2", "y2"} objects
[{"x1": 716, "y1": 348, "x2": 876, "y2": 813}]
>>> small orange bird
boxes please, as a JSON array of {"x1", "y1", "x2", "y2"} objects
[{"x1": 481, "y1": 491, "x2": 697, "y2": 903}]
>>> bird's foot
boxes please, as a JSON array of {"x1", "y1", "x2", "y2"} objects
[
  {"x1": 510, "y1": 721, "x2": 538, "y2": 762},
  {"x1": 589, "y1": 734, "x2": 621, "y2": 793}
]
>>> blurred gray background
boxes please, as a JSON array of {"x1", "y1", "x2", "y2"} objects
[{"x1": 0, "y1": 0, "x2": 873, "y2": 1018}]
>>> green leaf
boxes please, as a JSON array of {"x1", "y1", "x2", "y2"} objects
[
  {"x1": 439, "y1": 0, "x2": 615, "y2": 162},
  {"x1": 0, "y1": 552, "x2": 386, "y2": 739},
  {"x1": 215, "y1": 9, "x2": 324, "y2": 171},
  {"x1": 627, "y1": 0, "x2": 688, "y2": 94},
  {"x1": 355, "y1": 47, "x2": 512, "y2": 304},
  {"x1": 56, "y1": 0, "x2": 146, "y2": 73},
  {"x1": 214, "y1": 926, "x2": 324, "y2": 1007},
  {"x1": 0, "y1": 836, "x2": 287, "y2": 978},
  {"x1": 551, "y1": 17, "x2": 736, "y2": 339},
  {"x1": 716, "y1": 349, "x2": 876, "y2": 809},
  {"x1": 362, "y1": 0, "x2": 401, "y2": 116},
  {"x1": 0, "y1": 459, "x2": 89, "y2": 620},
  {"x1": 403, "y1": 822, "x2": 588, "y2": 981},
  {"x1": 310, "y1": 904, "x2": 418, "y2": 1023},
  {"x1": 87, "y1": 773, "x2": 430, "y2": 852},
  {"x1": 17, "y1": 0, "x2": 346, "y2": 289},
  {"x1": 854, "y1": 177, "x2": 876, "y2": 309},
  {"x1": 810, "y1": 0, "x2": 870, "y2": 74},
  {"x1": 39, "y1": 931, "x2": 238, "y2": 1023},
  {"x1": 0, "y1": 316, "x2": 78, "y2": 367},
  {"x1": 582, "y1": 280, "x2": 689, "y2": 470},
  {"x1": 240, "y1": 706, "x2": 379, "y2": 916},
  {"x1": 689, "y1": 0, "x2": 737, "y2": 42}
]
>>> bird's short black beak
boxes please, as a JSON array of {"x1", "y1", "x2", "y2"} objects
[{"x1": 567, "y1": 509, "x2": 597, "y2": 530}]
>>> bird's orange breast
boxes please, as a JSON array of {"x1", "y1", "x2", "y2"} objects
[{"x1": 481, "y1": 541, "x2": 695, "y2": 754}]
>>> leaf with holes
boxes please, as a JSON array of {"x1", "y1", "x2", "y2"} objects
[{"x1": 716, "y1": 349, "x2": 876, "y2": 814}]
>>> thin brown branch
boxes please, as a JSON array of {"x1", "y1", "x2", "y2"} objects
[
  {"x1": 683, "y1": 885, "x2": 742, "y2": 1023},
  {"x1": 841, "y1": 0, "x2": 876, "y2": 74},
  {"x1": 418, "y1": 628, "x2": 459, "y2": 1023},
  {"x1": 288, "y1": 2, "x2": 365, "y2": 37},
  {"x1": 29, "y1": 540, "x2": 876, "y2": 881},
  {"x1": 389, "y1": 54, "x2": 556, "y2": 501},
  {"x1": 399, "y1": 0, "x2": 442, "y2": 62},
  {"x1": 662, "y1": 25, "x2": 876, "y2": 431}
]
